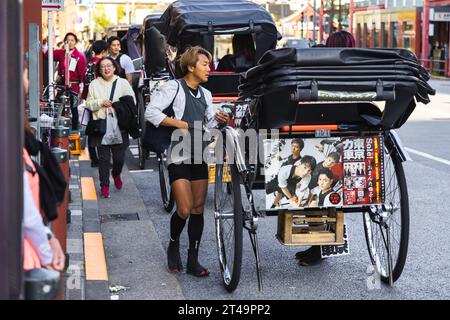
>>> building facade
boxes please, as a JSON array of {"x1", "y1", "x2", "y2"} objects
[{"x1": 353, "y1": 0, "x2": 450, "y2": 76}]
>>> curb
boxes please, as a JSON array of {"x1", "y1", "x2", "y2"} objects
[
  {"x1": 64, "y1": 160, "x2": 85, "y2": 300},
  {"x1": 78, "y1": 149, "x2": 110, "y2": 300}
]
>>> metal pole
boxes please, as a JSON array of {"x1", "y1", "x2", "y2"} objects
[
  {"x1": 29, "y1": 23, "x2": 40, "y2": 138},
  {"x1": 0, "y1": 0, "x2": 24, "y2": 300},
  {"x1": 349, "y1": 0, "x2": 354, "y2": 35},
  {"x1": 48, "y1": 11, "x2": 54, "y2": 102},
  {"x1": 330, "y1": 0, "x2": 335, "y2": 35},
  {"x1": 319, "y1": 0, "x2": 324, "y2": 43},
  {"x1": 313, "y1": 0, "x2": 317, "y2": 43},
  {"x1": 422, "y1": 0, "x2": 430, "y2": 69}
]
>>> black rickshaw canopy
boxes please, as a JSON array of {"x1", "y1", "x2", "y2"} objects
[{"x1": 159, "y1": 0, "x2": 280, "y2": 61}]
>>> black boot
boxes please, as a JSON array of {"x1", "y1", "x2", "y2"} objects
[
  {"x1": 297, "y1": 246, "x2": 325, "y2": 267},
  {"x1": 295, "y1": 246, "x2": 318, "y2": 260},
  {"x1": 167, "y1": 239, "x2": 182, "y2": 273},
  {"x1": 186, "y1": 249, "x2": 209, "y2": 277}
]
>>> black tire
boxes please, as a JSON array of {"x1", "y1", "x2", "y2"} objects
[
  {"x1": 214, "y1": 163, "x2": 243, "y2": 292},
  {"x1": 158, "y1": 152, "x2": 175, "y2": 213},
  {"x1": 363, "y1": 139, "x2": 409, "y2": 284},
  {"x1": 137, "y1": 88, "x2": 147, "y2": 170}
]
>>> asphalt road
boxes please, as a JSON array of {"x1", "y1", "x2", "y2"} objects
[{"x1": 118, "y1": 79, "x2": 450, "y2": 299}]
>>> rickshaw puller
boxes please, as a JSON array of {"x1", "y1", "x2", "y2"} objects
[{"x1": 145, "y1": 46, "x2": 229, "y2": 277}]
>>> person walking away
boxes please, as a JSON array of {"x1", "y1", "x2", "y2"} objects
[
  {"x1": 43, "y1": 32, "x2": 87, "y2": 130},
  {"x1": 107, "y1": 36, "x2": 136, "y2": 85},
  {"x1": 145, "y1": 46, "x2": 229, "y2": 277},
  {"x1": 295, "y1": 30, "x2": 356, "y2": 266},
  {"x1": 85, "y1": 57, "x2": 136, "y2": 198},
  {"x1": 216, "y1": 34, "x2": 256, "y2": 72},
  {"x1": 81, "y1": 40, "x2": 109, "y2": 167}
]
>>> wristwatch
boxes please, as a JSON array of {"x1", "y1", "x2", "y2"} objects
[{"x1": 47, "y1": 231, "x2": 54, "y2": 241}]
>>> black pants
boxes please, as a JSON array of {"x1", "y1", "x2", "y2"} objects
[
  {"x1": 88, "y1": 146, "x2": 99, "y2": 163},
  {"x1": 70, "y1": 93, "x2": 79, "y2": 130},
  {"x1": 97, "y1": 143, "x2": 125, "y2": 187}
]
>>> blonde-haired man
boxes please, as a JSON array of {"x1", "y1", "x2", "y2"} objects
[{"x1": 145, "y1": 46, "x2": 229, "y2": 277}]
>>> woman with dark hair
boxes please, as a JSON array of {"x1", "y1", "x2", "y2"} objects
[
  {"x1": 325, "y1": 31, "x2": 356, "y2": 48},
  {"x1": 43, "y1": 32, "x2": 87, "y2": 130},
  {"x1": 85, "y1": 57, "x2": 135, "y2": 198},
  {"x1": 216, "y1": 34, "x2": 256, "y2": 72}
]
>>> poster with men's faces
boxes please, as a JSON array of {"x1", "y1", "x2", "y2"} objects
[{"x1": 263, "y1": 135, "x2": 385, "y2": 210}]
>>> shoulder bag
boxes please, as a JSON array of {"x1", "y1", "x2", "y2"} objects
[
  {"x1": 142, "y1": 81, "x2": 180, "y2": 154},
  {"x1": 85, "y1": 79, "x2": 118, "y2": 136}
]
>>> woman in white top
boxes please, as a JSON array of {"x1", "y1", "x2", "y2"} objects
[{"x1": 85, "y1": 57, "x2": 136, "y2": 198}]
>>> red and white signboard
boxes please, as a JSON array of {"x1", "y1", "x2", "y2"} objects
[{"x1": 42, "y1": 0, "x2": 64, "y2": 11}]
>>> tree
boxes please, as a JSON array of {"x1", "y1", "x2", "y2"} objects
[
  {"x1": 117, "y1": 5, "x2": 126, "y2": 24},
  {"x1": 93, "y1": 5, "x2": 112, "y2": 31}
]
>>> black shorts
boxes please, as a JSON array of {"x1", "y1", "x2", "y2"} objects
[{"x1": 168, "y1": 162, "x2": 208, "y2": 184}]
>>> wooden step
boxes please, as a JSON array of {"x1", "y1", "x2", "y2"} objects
[{"x1": 276, "y1": 209, "x2": 344, "y2": 246}]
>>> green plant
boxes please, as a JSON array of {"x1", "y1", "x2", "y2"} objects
[{"x1": 93, "y1": 5, "x2": 112, "y2": 31}]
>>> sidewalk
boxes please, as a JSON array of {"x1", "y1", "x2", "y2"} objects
[{"x1": 65, "y1": 148, "x2": 184, "y2": 300}]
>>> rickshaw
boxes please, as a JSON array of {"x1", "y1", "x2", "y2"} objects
[
  {"x1": 137, "y1": 0, "x2": 280, "y2": 214},
  {"x1": 135, "y1": 11, "x2": 176, "y2": 212},
  {"x1": 213, "y1": 47, "x2": 435, "y2": 292}
]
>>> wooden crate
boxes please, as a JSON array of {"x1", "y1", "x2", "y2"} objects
[{"x1": 276, "y1": 209, "x2": 344, "y2": 246}]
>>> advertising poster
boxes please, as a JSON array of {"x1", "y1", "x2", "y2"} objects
[{"x1": 264, "y1": 136, "x2": 384, "y2": 210}]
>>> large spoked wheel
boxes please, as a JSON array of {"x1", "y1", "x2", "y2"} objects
[
  {"x1": 137, "y1": 88, "x2": 147, "y2": 170},
  {"x1": 137, "y1": 138, "x2": 147, "y2": 170},
  {"x1": 363, "y1": 140, "x2": 409, "y2": 284},
  {"x1": 158, "y1": 152, "x2": 175, "y2": 213},
  {"x1": 214, "y1": 163, "x2": 243, "y2": 292}
]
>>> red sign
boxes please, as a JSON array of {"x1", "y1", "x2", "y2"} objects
[
  {"x1": 342, "y1": 135, "x2": 384, "y2": 206},
  {"x1": 42, "y1": 0, "x2": 64, "y2": 11}
]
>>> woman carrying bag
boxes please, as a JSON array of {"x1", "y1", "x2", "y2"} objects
[{"x1": 85, "y1": 57, "x2": 136, "y2": 198}]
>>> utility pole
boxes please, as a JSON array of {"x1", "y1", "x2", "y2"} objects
[
  {"x1": 422, "y1": 0, "x2": 430, "y2": 69},
  {"x1": 330, "y1": 0, "x2": 334, "y2": 34},
  {"x1": 349, "y1": 0, "x2": 354, "y2": 35},
  {"x1": 0, "y1": 0, "x2": 24, "y2": 300},
  {"x1": 313, "y1": 0, "x2": 317, "y2": 43},
  {"x1": 319, "y1": 0, "x2": 324, "y2": 43},
  {"x1": 338, "y1": 0, "x2": 342, "y2": 31}
]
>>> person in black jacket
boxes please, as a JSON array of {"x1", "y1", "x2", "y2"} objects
[{"x1": 296, "y1": 32, "x2": 356, "y2": 267}]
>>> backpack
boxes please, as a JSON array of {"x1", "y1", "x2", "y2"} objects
[
  {"x1": 114, "y1": 53, "x2": 127, "y2": 79},
  {"x1": 25, "y1": 132, "x2": 67, "y2": 222},
  {"x1": 84, "y1": 62, "x2": 96, "y2": 85}
]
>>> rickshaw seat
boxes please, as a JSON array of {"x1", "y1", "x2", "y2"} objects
[
  {"x1": 258, "y1": 90, "x2": 383, "y2": 129},
  {"x1": 203, "y1": 72, "x2": 240, "y2": 96}
]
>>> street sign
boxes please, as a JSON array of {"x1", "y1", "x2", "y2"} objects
[{"x1": 42, "y1": 0, "x2": 65, "y2": 11}]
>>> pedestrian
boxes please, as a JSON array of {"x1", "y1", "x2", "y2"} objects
[
  {"x1": 216, "y1": 34, "x2": 256, "y2": 72},
  {"x1": 295, "y1": 30, "x2": 355, "y2": 266},
  {"x1": 43, "y1": 32, "x2": 87, "y2": 130},
  {"x1": 23, "y1": 108, "x2": 65, "y2": 271},
  {"x1": 145, "y1": 46, "x2": 229, "y2": 277},
  {"x1": 85, "y1": 57, "x2": 136, "y2": 199},
  {"x1": 325, "y1": 30, "x2": 356, "y2": 48},
  {"x1": 81, "y1": 40, "x2": 109, "y2": 168},
  {"x1": 107, "y1": 36, "x2": 136, "y2": 85},
  {"x1": 23, "y1": 153, "x2": 65, "y2": 271}
]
